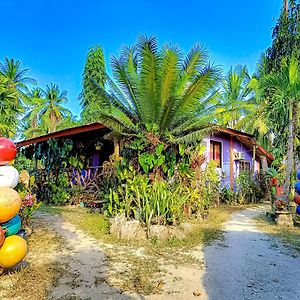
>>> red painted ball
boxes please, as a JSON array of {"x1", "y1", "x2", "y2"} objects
[
  {"x1": 0, "y1": 138, "x2": 17, "y2": 165},
  {"x1": 294, "y1": 194, "x2": 300, "y2": 205}
]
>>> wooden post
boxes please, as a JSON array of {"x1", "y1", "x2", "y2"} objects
[
  {"x1": 114, "y1": 141, "x2": 120, "y2": 159},
  {"x1": 252, "y1": 144, "x2": 256, "y2": 174},
  {"x1": 230, "y1": 135, "x2": 234, "y2": 191}
]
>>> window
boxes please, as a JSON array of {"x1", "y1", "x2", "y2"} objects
[
  {"x1": 239, "y1": 161, "x2": 250, "y2": 172},
  {"x1": 210, "y1": 140, "x2": 222, "y2": 167}
]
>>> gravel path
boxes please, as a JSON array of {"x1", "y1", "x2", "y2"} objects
[{"x1": 203, "y1": 206, "x2": 300, "y2": 300}]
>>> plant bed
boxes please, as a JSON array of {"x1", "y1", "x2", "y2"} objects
[{"x1": 109, "y1": 215, "x2": 197, "y2": 241}]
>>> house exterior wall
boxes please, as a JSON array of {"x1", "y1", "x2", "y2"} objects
[{"x1": 203, "y1": 133, "x2": 260, "y2": 189}]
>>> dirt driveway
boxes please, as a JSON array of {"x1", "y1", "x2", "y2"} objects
[{"x1": 36, "y1": 207, "x2": 300, "y2": 300}]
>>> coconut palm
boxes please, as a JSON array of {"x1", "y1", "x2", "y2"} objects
[
  {"x1": 23, "y1": 88, "x2": 45, "y2": 129},
  {"x1": 40, "y1": 84, "x2": 72, "y2": 133},
  {"x1": 217, "y1": 65, "x2": 256, "y2": 129},
  {"x1": 0, "y1": 75, "x2": 20, "y2": 136},
  {"x1": 85, "y1": 36, "x2": 220, "y2": 144},
  {"x1": 0, "y1": 57, "x2": 36, "y2": 100},
  {"x1": 260, "y1": 55, "x2": 300, "y2": 201}
]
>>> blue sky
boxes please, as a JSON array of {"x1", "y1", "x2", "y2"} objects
[{"x1": 1, "y1": 0, "x2": 282, "y2": 116}]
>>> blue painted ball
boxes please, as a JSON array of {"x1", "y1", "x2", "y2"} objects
[
  {"x1": 296, "y1": 205, "x2": 300, "y2": 215},
  {"x1": 1, "y1": 214, "x2": 21, "y2": 237},
  {"x1": 295, "y1": 182, "x2": 300, "y2": 194},
  {"x1": 297, "y1": 171, "x2": 300, "y2": 180}
]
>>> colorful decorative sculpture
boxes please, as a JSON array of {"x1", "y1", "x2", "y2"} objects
[
  {"x1": 295, "y1": 171, "x2": 300, "y2": 215},
  {"x1": 0, "y1": 166, "x2": 20, "y2": 188},
  {"x1": 1, "y1": 215, "x2": 21, "y2": 237},
  {"x1": 0, "y1": 187, "x2": 22, "y2": 223},
  {"x1": 0, "y1": 139, "x2": 27, "y2": 269},
  {"x1": 0, "y1": 235, "x2": 27, "y2": 268},
  {"x1": 0, "y1": 138, "x2": 17, "y2": 166}
]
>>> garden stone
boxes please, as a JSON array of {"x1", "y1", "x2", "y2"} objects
[
  {"x1": 149, "y1": 225, "x2": 169, "y2": 240},
  {"x1": 180, "y1": 222, "x2": 195, "y2": 233},
  {"x1": 275, "y1": 211, "x2": 293, "y2": 226},
  {"x1": 109, "y1": 214, "x2": 127, "y2": 238},
  {"x1": 120, "y1": 220, "x2": 146, "y2": 240},
  {"x1": 168, "y1": 227, "x2": 186, "y2": 239}
]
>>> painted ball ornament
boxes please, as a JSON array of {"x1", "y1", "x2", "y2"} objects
[
  {"x1": 0, "y1": 166, "x2": 19, "y2": 188},
  {"x1": 1, "y1": 215, "x2": 21, "y2": 237},
  {"x1": 0, "y1": 235, "x2": 27, "y2": 268},
  {"x1": 0, "y1": 138, "x2": 17, "y2": 166},
  {"x1": 294, "y1": 194, "x2": 300, "y2": 205},
  {"x1": 296, "y1": 205, "x2": 300, "y2": 215},
  {"x1": 0, "y1": 187, "x2": 21, "y2": 223},
  {"x1": 295, "y1": 182, "x2": 300, "y2": 194}
]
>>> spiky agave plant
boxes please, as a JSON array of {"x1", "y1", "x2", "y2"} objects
[{"x1": 85, "y1": 35, "x2": 221, "y2": 144}]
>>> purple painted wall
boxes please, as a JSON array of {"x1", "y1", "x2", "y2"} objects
[{"x1": 203, "y1": 133, "x2": 260, "y2": 188}]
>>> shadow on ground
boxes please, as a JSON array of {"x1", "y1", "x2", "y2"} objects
[
  {"x1": 37, "y1": 212, "x2": 145, "y2": 300},
  {"x1": 202, "y1": 208, "x2": 300, "y2": 300}
]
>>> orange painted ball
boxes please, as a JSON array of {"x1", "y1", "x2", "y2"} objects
[
  {"x1": 0, "y1": 188, "x2": 21, "y2": 223},
  {"x1": 0, "y1": 235, "x2": 27, "y2": 268}
]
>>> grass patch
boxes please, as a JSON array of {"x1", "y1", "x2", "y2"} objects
[
  {"x1": 255, "y1": 213, "x2": 300, "y2": 254},
  {"x1": 0, "y1": 218, "x2": 63, "y2": 300},
  {"x1": 42, "y1": 205, "x2": 110, "y2": 240}
]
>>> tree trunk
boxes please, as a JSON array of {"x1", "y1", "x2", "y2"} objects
[
  {"x1": 283, "y1": 101, "x2": 296, "y2": 203},
  {"x1": 284, "y1": 0, "x2": 289, "y2": 14}
]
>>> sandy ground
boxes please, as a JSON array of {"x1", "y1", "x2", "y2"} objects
[
  {"x1": 36, "y1": 207, "x2": 300, "y2": 300},
  {"x1": 203, "y1": 206, "x2": 300, "y2": 300}
]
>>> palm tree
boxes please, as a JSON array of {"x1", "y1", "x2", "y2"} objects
[
  {"x1": 40, "y1": 84, "x2": 72, "y2": 133},
  {"x1": 0, "y1": 75, "x2": 19, "y2": 136},
  {"x1": 23, "y1": 88, "x2": 45, "y2": 129},
  {"x1": 84, "y1": 36, "x2": 220, "y2": 144},
  {"x1": 217, "y1": 65, "x2": 256, "y2": 129},
  {"x1": 261, "y1": 55, "x2": 300, "y2": 202},
  {"x1": 0, "y1": 57, "x2": 36, "y2": 100}
]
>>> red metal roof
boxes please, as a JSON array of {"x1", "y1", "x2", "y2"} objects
[
  {"x1": 214, "y1": 128, "x2": 274, "y2": 163},
  {"x1": 17, "y1": 122, "x2": 274, "y2": 163},
  {"x1": 16, "y1": 123, "x2": 106, "y2": 148}
]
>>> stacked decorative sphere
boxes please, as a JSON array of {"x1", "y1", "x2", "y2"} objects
[
  {"x1": 0, "y1": 138, "x2": 27, "y2": 269},
  {"x1": 294, "y1": 171, "x2": 300, "y2": 215}
]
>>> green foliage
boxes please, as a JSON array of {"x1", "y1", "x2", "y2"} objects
[
  {"x1": 17, "y1": 172, "x2": 42, "y2": 227},
  {"x1": 46, "y1": 172, "x2": 71, "y2": 205},
  {"x1": 81, "y1": 35, "x2": 220, "y2": 145},
  {"x1": 266, "y1": 0, "x2": 300, "y2": 73},
  {"x1": 236, "y1": 171, "x2": 263, "y2": 204},
  {"x1": 103, "y1": 143, "x2": 222, "y2": 226}
]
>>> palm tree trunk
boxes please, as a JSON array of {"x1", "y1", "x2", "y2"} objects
[
  {"x1": 284, "y1": 0, "x2": 289, "y2": 14},
  {"x1": 283, "y1": 101, "x2": 296, "y2": 203}
]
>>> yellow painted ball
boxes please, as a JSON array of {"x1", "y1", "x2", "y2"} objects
[
  {"x1": 0, "y1": 235, "x2": 27, "y2": 268},
  {"x1": 0, "y1": 187, "x2": 21, "y2": 223}
]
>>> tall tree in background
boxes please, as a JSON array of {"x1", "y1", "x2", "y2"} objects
[
  {"x1": 41, "y1": 84, "x2": 71, "y2": 133},
  {"x1": 261, "y1": 56, "x2": 300, "y2": 202},
  {"x1": 81, "y1": 46, "x2": 106, "y2": 123},
  {"x1": 0, "y1": 75, "x2": 19, "y2": 136},
  {"x1": 0, "y1": 58, "x2": 36, "y2": 136},
  {"x1": 217, "y1": 65, "x2": 255, "y2": 129},
  {"x1": 266, "y1": 0, "x2": 300, "y2": 73}
]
